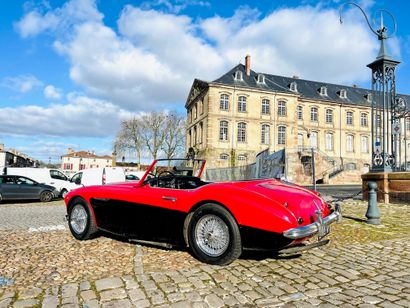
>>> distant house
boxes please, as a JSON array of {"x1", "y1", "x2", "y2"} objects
[
  {"x1": 0, "y1": 143, "x2": 35, "y2": 170},
  {"x1": 61, "y1": 148, "x2": 113, "y2": 176}
]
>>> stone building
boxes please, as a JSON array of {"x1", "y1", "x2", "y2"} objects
[
  {"x1": 0, "y1": 143, "x2": 35, "y2": 169},
  {"x1": 185, "y1": 55, "x2": 410, "y2": 184},
  {"x1": 61, "y1": 148, "x2": 113, "y2": 176}
]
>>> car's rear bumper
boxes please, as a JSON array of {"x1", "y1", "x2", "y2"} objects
[{"x1": 283, "y1": 203, "x2": 342, "y2": 240}]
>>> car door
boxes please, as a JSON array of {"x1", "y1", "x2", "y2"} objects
[
  {"x1": 0, "y1": 176, "x2": 19, "y2": 200},
  {"x1": 15, "y1": 176, "x2": 41, "y2": 199}
]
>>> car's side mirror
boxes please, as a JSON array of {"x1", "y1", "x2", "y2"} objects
[{"x1": 75, "y1": 179, "x2": 81, "y2": 185}]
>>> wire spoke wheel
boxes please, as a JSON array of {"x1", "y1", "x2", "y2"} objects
[
  {"x1": 70, "y1": 204, "x2": 88, "y2": 234},
  {"x1": 195, "y1": 214, "x2": 230, "y2": 257}
]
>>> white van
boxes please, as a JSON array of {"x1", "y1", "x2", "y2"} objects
[
  {"x1": 70, "y1": 167, "x2": 125, "y2": 187},
  {"x1": 3, "y1": 167, "x2": 78, "y2": 197}
]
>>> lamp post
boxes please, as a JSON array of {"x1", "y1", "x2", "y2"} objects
[{"x1": 340, "y1": 2, "x2": 402, "y2": 172}]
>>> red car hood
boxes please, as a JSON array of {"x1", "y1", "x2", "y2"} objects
[{"x1": 220, "y1": 179, "x2": 330, "y2": 225}]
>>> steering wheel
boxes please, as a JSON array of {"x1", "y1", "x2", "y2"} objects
[{"x1": 156, "y1": 170, "x2": 177, "y2": 188}]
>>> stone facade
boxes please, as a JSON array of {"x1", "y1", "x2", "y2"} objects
[{"x1": 185, "y1": 56, "x2": 410, "y2": 184}]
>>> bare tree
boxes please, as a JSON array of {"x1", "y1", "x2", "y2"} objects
[
  {"x1": 162, "y1": 112, "x2": 186, "y2": 159},
  {"x1": 140, "y1": 112, "x2": 168, "y2": 160},
  {"x1": 114, "y1": 118, "x2": 144, "y2": 164}
]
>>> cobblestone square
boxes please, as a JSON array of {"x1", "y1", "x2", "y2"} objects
[{"x1": 0, "y1": 199, "x2": 409, "y2": 307}]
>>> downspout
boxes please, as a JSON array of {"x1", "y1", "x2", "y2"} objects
[{"x1": 339, "y1": 103, "x2": 343, "y2": 167}]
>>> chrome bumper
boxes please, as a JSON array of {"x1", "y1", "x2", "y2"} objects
[{"x1": 283, "y1": 203, "x2": 342, "y2": 240}]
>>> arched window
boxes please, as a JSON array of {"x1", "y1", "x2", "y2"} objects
[
  {"x1": 278, "y1": 126, "x2": 286, "y2": 145},
  {"x1": 325, "y1": 132, "x2": 333, "y2": 151},
  {"x1": 257, "y1": 74, "x2": 265, "y2": 83},
  {"x1": 290, "y1": 82, "x2": 297, "y2": 92},
  {"x1": 220, "y1": 153, "x2": 229, "y2": 160},
  {"x1": 261, "y1": 99, "x2": 270, "y2": 115},
  {"x1": 237, "y1": 154, "x2": 247, "y2": 161},
  {"x1": 325, "y1": 109, "x2": 333, "y2": 124},
  {"x1": 346, "y1": 111, "x2": 354, "y2": 125},
  {"x1": 220, "y1": 94, "x2": 229, "y2": 110},
  {"x1": 219, "y1": 121, "x2": 228, "y2": 141},
  {"x1": 238, "y1": 96, "x2": 247, "y2": 112},
  {"x1": 234, "y1": 70, "x2": 243, "y2": 81},
  {"x1": 310, "y1": 107, "x2": 318, "y2": 122},
  {"x1": 346, "y1": 134, "x2": 354, "y2": 152},
  {"x1": 237, "y1": 122, "x2": 247, "y2": 142},
  {"x1": 319, "y1": 86, "x2": 327, "y2": 96},
  {"x1": 261, "y1": 124, "x2": 270, "y2": 144},
  {"x1": 361, "y1": 113, "x2": 368, "y2": 127},
  {"x1": 361, "y1": 136, "x2": 369, "y2": 153},
  {"x1": 297, "y1": 105, "x2": 303, "y2": 120},
  {"x1": 310, "y1": 131, "x2": 318, "y2": 148},
  {"x1": 339, "y1": 89, "x2": 347, "y2": 99},
  {"x1": 278, "y1": 101, "x2": 287, "y2": 117}
]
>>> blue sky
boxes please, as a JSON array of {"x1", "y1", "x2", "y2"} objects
[{"x1": 0, "y1": 0, "x2": 409, "y2": 163}]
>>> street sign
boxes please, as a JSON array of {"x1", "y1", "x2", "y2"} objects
[
  {"x1": 374, "y1": 141, "x2": 381, "y2": 155},
  {"x1": 393, "y1": 121, "x2": 401, "y2": 135}
]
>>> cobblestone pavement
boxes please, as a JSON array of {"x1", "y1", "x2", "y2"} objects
[{"x1": 0, "y1": 200, "x2": 409, "y2": 307}]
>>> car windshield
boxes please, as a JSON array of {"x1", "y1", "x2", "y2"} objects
[{"x1": 146, "y1": 159, "x2": 205, "y2": 178}]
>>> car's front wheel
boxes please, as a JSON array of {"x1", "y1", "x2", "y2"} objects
[
  {"x1": 40, "y1": 190, "x2": 53, "y2": 202},
  {"x1": 188, "y1": 203, "x2": 242, "y2": 265},
  {"x1": 68, "y1": 199, "x2": 97, "y2": 240}
]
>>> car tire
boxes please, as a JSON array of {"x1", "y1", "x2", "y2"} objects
[
  {"x1": 0, "y1": 192, "x2": 2, "y2": 203},
  {"x1": 68, "y1": 198, "x2": 98, "y2": 240},
  {"x1": 188, "y1": 203, "x2": 242, "y2": 265},
  {"x1": 40, "y1": 190, "x2": 53, "y2": 202},
  {"x1": 61, "y1": 189, "x2": 68, "y2": 198}
]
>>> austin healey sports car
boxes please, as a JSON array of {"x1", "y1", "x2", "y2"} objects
[{"x1": 65, "y1": 159, "x2": 342, "y2": 265}]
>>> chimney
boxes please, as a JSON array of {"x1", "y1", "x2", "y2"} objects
[
  {"x1": 292, "y1": 75, "x2": 299, "y2": 79},
  {"x1": 245, "y1": 54, "x2": 251, "y2": 76},
  {"x1": 67, "y1": 148, "x2": 74, "y2": 154}
]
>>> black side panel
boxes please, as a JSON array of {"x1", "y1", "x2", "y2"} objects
[
  {"x1": 240, "y1": 226, "x2": 293, "y2": 250},
  {"x1": 90, "y1": 198, "x2": 186, "y2": 245}
]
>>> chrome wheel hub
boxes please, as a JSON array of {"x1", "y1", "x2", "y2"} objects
[
  {"x1": 70, "y1": 204, "x2": 87, "y2": 234},
  {"x1": 195, "y1": 214, "x2": 229, "y2": 257}
]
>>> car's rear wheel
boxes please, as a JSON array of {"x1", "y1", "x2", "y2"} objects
[
  {"x1": 68, "y1": 199, "x2": 98, "y2": 240},
  {"x1": 40, "y1": 191, "x2": 53, "y2": 202},
  {"x1": 188, "y1": 203, "x2": 242, "y2": 265},
  {"x1": 61, "y1": 189, "x2": 68, "y2": 198}
]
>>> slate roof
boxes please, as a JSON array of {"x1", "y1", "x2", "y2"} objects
[{"x1": 212, "y1": 64, "x2": 410, "y2": 108}]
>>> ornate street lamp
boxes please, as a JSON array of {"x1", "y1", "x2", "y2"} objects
[{"x1": 340, "y1": 3, "x2": 405, "y2": 172}]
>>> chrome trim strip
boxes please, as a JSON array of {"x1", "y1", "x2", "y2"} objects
[{"x1": 283, "y1": 203, "x2": 342, "y2": 240}]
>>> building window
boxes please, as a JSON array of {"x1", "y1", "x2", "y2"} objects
[
  {"x1": 193, "y1": 126, "x2": 197, "y2": 145},
  {"x1": 339, "y1": 89, "x2": 347, "y2": 99},
  {"x1": 360, "y1": 113, "x2": 368, "y2": 127},
  {"x1": 297, "y1": 105, "x2": 303, "y2": 120},
  {"x1": 290, "y1": 82, "x2": 297, "y2": 92},
  {"x1": 238, "y1": 96, "x2": 247, "y2": 112},
  {"x1": 261, "y1": 99, "x2": 270, "y2": 115},
  {"x1": 310, "y1": 131, "x2": 318, "y2": 148},
  {"x1": 199, "y1": 100, "x2": 204, "y2": 114},
  {"x1": 278, "y1": 101, "x2": 287, "y2": 117},
  {"x1": 376, "y1": 114, "x2": 382, "y2": 128},
  {"x1": 219, "y1": 121, "x2": 228, "y2": 141},
  {"x1": 319, "y1": 86, "x2": 327, "y2": 96},
  {"x1": 366, "y1": 93, "x2": 372, "y2": 103},
  {"x1": 220, "y1": 153, "x2": 229, "y2": 160},
  {"x1": 325, "y1": 109, "x2": 333, "y2": 124},
  {"x1": 220, "y1": 94, "x2": 229, "y2": 110},
  {"x1": 234, "y1": 70, "x2": 243, "y2": 81},
  {"x1": 237, "y1": 122, "x2": 247, "y2": 143},
  {"x1": 346, "y1": 134, "x2": 354, "y2": 152},
  {"x1": 346, "y1": 111, "x2": 353, "y2": 125},
  {"x1": 310, "y1": 107, "x2": 318, "y2": 122},
  {"x1": 199, "y1": 122, "x2": 203, "y2": 144},
  {"x1": 188, "y1": 130, "x2": 192, "y2": 147},
  {"x1": 325, "y1": 132, "x2": 333, "y2": 151},
  {"x1": 237, "y1": 154, "x2": 247, "y2": 161},
  {"x1": 406, "y1": 119, "x2": 410, "y2": 131},
  {"x1": 361, "y1": 136, "x2": 369, "y2": 153},
  {"x1": 278, "y1": 126, "x2": 286, "y2": 145},
  {"x1": 261, "y1": 124, "x2": 270, "y2": 144},
  {"x1": 79, "y1": 164, "x2": 86, "y2": 170},
  {"x1": 257, "y1": 74, "x2": 265, "y2": 84},
  {"x1": 193, "y1": 105, "x2": 197, "y2": 120},
  {"x1": 297, "y1": 133, "x2": 303, "y2": 148}
]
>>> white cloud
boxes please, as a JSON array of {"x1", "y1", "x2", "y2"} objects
[
  {"x1": 140, "y1": 0, "x2": 210, "y2": 14},
  {"x1": 44, "y1": 85, "x2": 63, "y2": 100},
  {"x1": 1, "y1": 74, "x2": 43, "y2": 93},
  {"x1": 14, "y1": 0, "x2": 393, "y2": 114},
  {"x1": 0, "y1": 94, "x2": 134, "y2": 138}
]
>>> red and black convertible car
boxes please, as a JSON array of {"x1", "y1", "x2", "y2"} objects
[{"x1": 65, "y1": 159, "x2": 341, "y2": 265}]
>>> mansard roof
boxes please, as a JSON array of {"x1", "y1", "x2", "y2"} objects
[{"x1": 211, "y1": 64, "x2": 410, "y2": 107}]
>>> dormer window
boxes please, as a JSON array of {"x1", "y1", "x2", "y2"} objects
[
  {"x1": 257, "y1": 74, "x2": 265, "y2": 84},
  {"x1": 339, "y1": 89, "x2": 347, "y2": 99},
  {"x1": 319, "y1": 86, "x2": 327, "y2": 96},
  {"x1": 234, "y1": 70, "x2": 243, "y2": 81},
  {"x1": 366, "y1": 93, "x2": 372, "y2": 103},
  {"x1": 290, "y1": 82, "x2": 297, "y2": 92}
]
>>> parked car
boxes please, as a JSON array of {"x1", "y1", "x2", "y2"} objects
[
  {"x1": 70, "y1": 167, "x2": 125, "y2": 187},
  {"x1": 125, "y1": 171, "x2": 146, "y2": 181},
  {"x1": 0, "y1": 175, "x2": 59, "y2": 203},
  {"x1": 65, "y1": 159, "x2": 342, "y2": 265},
  {"x1": 4, "y1": 167, "x2": 77, "y2": 198}
]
